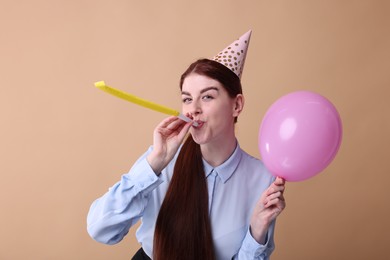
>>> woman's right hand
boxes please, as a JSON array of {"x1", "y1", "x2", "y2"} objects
[{"x1": 147, "y1": 116, "x2": 192, "y2": 174}]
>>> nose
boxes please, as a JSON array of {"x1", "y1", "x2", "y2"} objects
[{"x1": 187, "y1": 100, "x2": 202, "y2": 118}]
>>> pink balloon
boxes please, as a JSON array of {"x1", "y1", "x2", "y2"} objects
[{"x1": 258, "y1": 91, "x2": 342, "y2": 182}]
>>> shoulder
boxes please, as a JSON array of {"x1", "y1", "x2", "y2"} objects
[
  {"x1": 238, "y1": 148, "x2": 264, "y2": 169},
  {"x1": 237, "y1": 147, "x2": 275, "y2": 182}
]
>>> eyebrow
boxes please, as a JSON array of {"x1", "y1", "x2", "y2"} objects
[{"x1": 181, "y1": 86, "x2": 219, "y2": 96}]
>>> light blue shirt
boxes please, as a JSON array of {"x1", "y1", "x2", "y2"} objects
[{"x1": 87, "y1": 143, "x2": 276, "y2": 259}]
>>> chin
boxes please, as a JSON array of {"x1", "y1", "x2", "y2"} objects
[{"x1": 190, "y1": 133, "x2": 209, "y2": 145}]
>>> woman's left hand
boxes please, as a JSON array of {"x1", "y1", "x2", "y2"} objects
[{"x1": 250, "y1": 177, "x2": 286, "y2": 244}]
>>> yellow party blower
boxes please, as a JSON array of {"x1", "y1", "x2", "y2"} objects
[{"x1": 94, "y1": 81, "x2": 196, "y2": 125}]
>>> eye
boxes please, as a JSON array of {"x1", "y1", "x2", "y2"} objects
[
  {"x1": 182, "y1": 97, "x2": 192, "y2": 104},
  {"x1": 202, "y1": 95, "x2": 214, "y2": 101}
]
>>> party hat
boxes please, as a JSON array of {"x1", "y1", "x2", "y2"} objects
[{"x1": 212, "y1": 30, "x2": 252, "y2": 79}]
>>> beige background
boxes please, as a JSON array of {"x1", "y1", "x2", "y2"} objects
[{"x1": 1, "y1": 0, "x2": 389, "y2": 259}]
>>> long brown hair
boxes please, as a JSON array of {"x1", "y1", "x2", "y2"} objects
[{"x1": 153, "y1": 59, "x2": 242, "y2": 260}]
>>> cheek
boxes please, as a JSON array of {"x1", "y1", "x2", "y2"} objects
[
  {"x1": 209, "y1": 110, "x2": 234, "y2": 130},
  {"x1": 214, "y1": 103, "x2": 235, "y2": 120},
  {"x1": 181, "y1": 106, "x2": 191, "y2": 117}
]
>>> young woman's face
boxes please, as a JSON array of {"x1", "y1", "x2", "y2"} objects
[{"x1": 181, "y1": 73, "x2": 242, "y2": 146}]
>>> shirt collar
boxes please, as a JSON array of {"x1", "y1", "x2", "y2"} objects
[{"x1": 202, "y1": 142, "x2": 242, "y2": 183}]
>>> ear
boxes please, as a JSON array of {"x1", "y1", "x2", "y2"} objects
[{"x1": 232, "y1": 94, "x2": 245, "y2": 117}]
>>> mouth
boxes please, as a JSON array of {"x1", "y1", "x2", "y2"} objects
[{"x1": 192, "y1": 120, "x2": 204, "y2": 129}]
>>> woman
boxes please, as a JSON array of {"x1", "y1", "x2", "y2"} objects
[{"x1": 87, "y1": 32, "x2": 286, "y2": 260}]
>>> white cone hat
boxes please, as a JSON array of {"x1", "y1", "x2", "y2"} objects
[{"x1": 212, "y1": 30, "x2": 252, "y2": 79}]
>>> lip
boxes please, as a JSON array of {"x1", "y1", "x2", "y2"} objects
[{"x1": 192, "y1": 120, "x2": 204, "y2": 129}]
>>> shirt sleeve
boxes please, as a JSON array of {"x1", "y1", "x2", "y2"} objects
[
  {"x1": 86, "y1": 147, "x2": 163, "y2": 245},
  {"x1": 233, "y1": 221, "x2": 276, "y2": 260}
]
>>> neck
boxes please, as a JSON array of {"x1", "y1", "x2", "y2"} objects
[{"x1": 201, "y1": 136, "x2": 237, "y2": 167}]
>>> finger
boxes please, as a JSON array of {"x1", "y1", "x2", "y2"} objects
[
  {"x1": 185, "y1": 112, "x2": 193, "y2": 120},
  {"x1": 264, "y1": 196, "x2": 286, "y2": 209},
  {"x1": 157, "y1": 117, "x2": 186, "y2": 135},
  {"x1": 158, "y1": 116, "x2": 178, "y2": 126},
  {"x1": 274, "y1": 177, "x2": 286, "y2": 185},
  {"x1": 264, "y1": 197, "x2": 280, "y2": 208},
  {"x1": 265, "y1": 191, "x2": 282, "y2": 202},
  {"x1": 266, "y1": 183, "x2": 285, "y2": 196},
  {"x1": 167, "y1": 119, "x2": 187, "y2": 132},
  {"x1": 165, "y1": 116, "x2": 186, "y2": 129},
  {"x1": 264, "y1": 191, "x2": 284, "y2": 206},
  {"x1": 176, "y1": 121, "x2": 192, "y2": 139}
]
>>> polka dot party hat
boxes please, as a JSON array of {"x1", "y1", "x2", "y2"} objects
[{"x1": 212, "y1": 30, "x2": 252, "y2": 79}]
